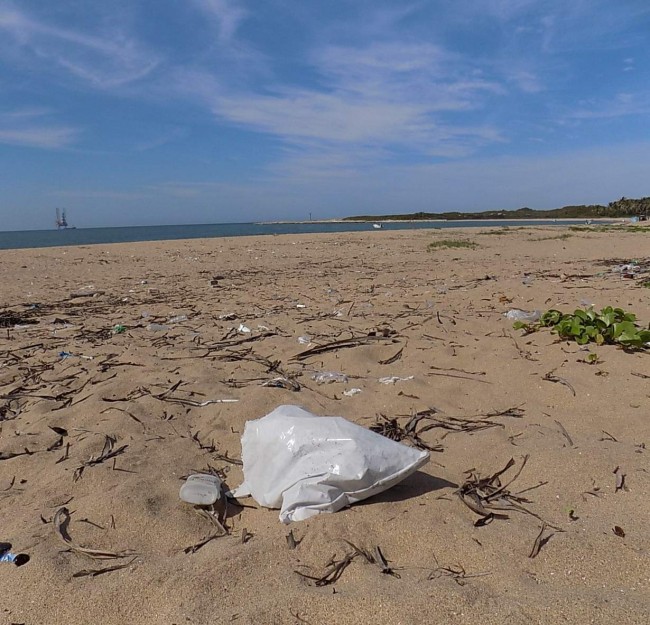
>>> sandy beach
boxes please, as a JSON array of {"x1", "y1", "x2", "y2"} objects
[{"x1": 1, "y1": 226, "x2": 648, "y2": 625}]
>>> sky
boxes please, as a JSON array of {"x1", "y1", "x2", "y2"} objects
[{"x1": 1, "y1": 0, "x2": 650, "y2": 230}]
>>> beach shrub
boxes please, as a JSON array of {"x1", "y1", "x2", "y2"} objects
[
  {"x1": 513, "y1": 306, "x2": 650, "y2": 349},
  {"x1": 427, "y1": 239, "x2": 478, "y2": 251}
]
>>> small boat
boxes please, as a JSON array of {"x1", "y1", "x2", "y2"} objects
[{"x1": 372, "y1": 223, "x2": 382, "y2": 229}]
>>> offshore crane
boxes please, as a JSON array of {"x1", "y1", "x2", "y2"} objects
[{"x1": 55, "y1": 208, "x2": 69, "y2": 229}]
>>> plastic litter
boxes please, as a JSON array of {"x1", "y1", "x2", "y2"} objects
[
  {"x1": 0, "y1": 543, "x2": 29, "y2": 567},
  {"x1": 505, "y1": 309, "x2": 542, "y2": 323},
  {"x1": 230, "y1": 405, "x2": 430, "y2": 523},
  {"x1": 297, "y1": 335, "x2": 311, "y2": 345},
  {"x1": 147, "y1": 323, "x2": 169, "y2": 332},
  {"x1": 57, "y1": 351, "x2": 93, "y2": 361},
  {"x1": 343, "y1": 388, "x2": 362, "y2": 396},
  {"x1": 378, "y1": 375, "x2": 414, "y2": 385},
  {"x1": 179, "y1": 474, "x2": 222, "y2": 506},
  {"x1": 311, "y1": 371, "x2": 348, "y2": 384},
  {"x1": 238, "y1": 324, "x2": 251, "y2": 334}
]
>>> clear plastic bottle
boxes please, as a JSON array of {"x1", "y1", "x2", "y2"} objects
[{"x1": 506, "y1": 309, "x2": 541, "y2": 323}]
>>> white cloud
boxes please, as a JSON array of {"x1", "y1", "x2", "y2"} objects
[
  {"x1": 0, "y1": 125, "x2": 78, "y2": 149},
  {"x1": 51, "y1": 189, "x2": 150, "y2": 200},
  {"x1": 507, "y1": 70, "x2": 543, "y2": 94},
  {"x1": 0, "y1": 108, "x2": 79, "y2": 148},
  {"x1": 565, "y1": 92, "x2": 650, "y2": 120},
  {"x1": 0, "y1": 5, "x2": 160, "y2": 88},
  {"x1": 192, "y1": 0, "x2": 249, "y2": 44}
]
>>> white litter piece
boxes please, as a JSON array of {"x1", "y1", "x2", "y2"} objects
[
  {"x1": 378, "y1": 375, "x2": 414, "y2": 385},
  {"x1": 180, "y1": 474, "x2": 222, "y2": 506},
  {"x1": 238, "y1": 324, "x2": 251, "y2": 334},
  {"x1": 297, "y1": 335, "x2": 312, "y2": 345},
  {"x1": 505, "y1": 309, "x2": 541, "y2": 323},
  {"x1": 231, "y1": 405, "x2": 429, "y2": 523},
  {"x1": 219, "y1": 313, "x2": 237, "y2": 320},
  {"x1": 343, "y1": 388, "x2": 362, "y2": 397},
  {"x1": 296, "y1": 304, "x2": 306, "y2": 309},
  {"x1": 311, "y1": 371, "x2": 348, "y2": 384}
]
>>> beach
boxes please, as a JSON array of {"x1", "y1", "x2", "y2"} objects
[{"x1": 1, "y1": 226, "x2": 649, "y2": 624}]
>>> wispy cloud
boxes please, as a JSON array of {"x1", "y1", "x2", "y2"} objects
[
  {"x1": 51, "y1": 189, "x2": 150, "y2": 200},
  {"x1": 192, "y1": 0, "x2": 249, "y2": 44},
  {"x1": 0, "y1": 126, "x2": 78, "y2": 149},
  {"x1": 0, "y1": 5, "x2": 160, "y2": 88},
  {"x1": 566, "y1": 92, "x2": 650, "y2": 120},
  {"x1": 0, "y1": 108, "x2": 79, "y2": 148},
  {"x1": 133, "y1": 127, "x2": 188, "y2": 152},
  {"x1": 178, "y1": 37, "x2": 506, "y2": 169}
]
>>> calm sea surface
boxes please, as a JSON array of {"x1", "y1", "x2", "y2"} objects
[{"x1": 0, "y1": 220, "x2": 589, "y2": 251}]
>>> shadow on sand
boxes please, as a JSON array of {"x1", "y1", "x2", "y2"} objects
[{"x1": 360, "y1": 471, "x2": 458, "y2": 506}]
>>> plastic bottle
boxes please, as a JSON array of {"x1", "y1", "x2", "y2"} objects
[
  {"x1": 179, "y1": 474, "x2": 222, "y2": 506},
  {"x1": 0, "y1": 552, "x2": 29, "y2": 566},
  {"x1": 506, "y1": 309, "x2": 541, "y2": 323},
  {"x1": 147, "y1": 323, "x2": 170, "y2": 332}
]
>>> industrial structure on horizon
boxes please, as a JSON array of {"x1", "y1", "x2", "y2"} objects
[{"x1": 55, "y1": 208, "x2": 71, "y2": 229}]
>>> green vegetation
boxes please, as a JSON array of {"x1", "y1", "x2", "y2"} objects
[
  {"x1": 345, "y1": 196, "x2": 650, "y2": 221},
  {"x1": 478, "y1": 227, "x2": 523, "y2": 235},
  {"x1": 531, "y1": 233, "x2": 573, "y2": 241},
  {"x1": 514, "y1": 306, "x2": 650, "y2": 349},
  {"x1": 570, "y1": 224, "x2": 650, "y2": 233},
  {"x1": 428, "y1": 239, "x2": 478, "y2": 251}
]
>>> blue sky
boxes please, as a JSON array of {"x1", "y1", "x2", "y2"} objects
[{"x1": 1, "y1": 0, "x2": 650, "y2": 230}]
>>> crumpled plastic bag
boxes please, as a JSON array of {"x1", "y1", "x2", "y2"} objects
[{"x1": 230, "y1": 405, "x2": 430, "y2": 523}]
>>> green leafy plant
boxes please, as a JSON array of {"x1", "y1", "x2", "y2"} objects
[{"x1": 514, "y1": 306, "x2": 650, "y2": 349}]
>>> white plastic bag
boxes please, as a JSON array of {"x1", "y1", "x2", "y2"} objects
[{"x1": 231, "y1": 405, "x2": 430, "y2": 523}]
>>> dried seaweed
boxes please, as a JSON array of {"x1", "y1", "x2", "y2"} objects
[
  {"x1": 72, "y1": 557, "x2": 136, "y2": 578},
  {"x1": 296, "y1": 540, "x2": 400, "y2": 585},
  {"x1": 184, "y1": 504, "x2": 228, "y2": 554},
  {"x1": 427, "y1": 552, "x2": 490, "y2": 585},
  {"x1": 379, "y1": 347, "x2": 404, "y2": 365},
  {"x1": 528, "y1": 523, "x2": 554, "y2": 558},
  {"x1": 53, "y1": 507, "x2": 134, "y2": 559},
  {"x1": 614, "y1": 466, "x2": 627, "y2": 493},
  {"x1": 554, "y1": 420, "x2": 574, "y2": 447},
  {"x1": 0, "y1": 448, "x2": 33, "y2": 461},
  {"x1": 286, "y1": 530, "x2": 300, "y2": 550},
  {"x1": 370, "y1": 414, "x2": 443, "y2": 452},
  {"x1": 262, "y1": 376, "x2": 301, "y2": 391},
  {"x1": 73, "y1": 435, "x2": 128, "y2": 481},
  {"x1": 292, "y1": 335, "x2": 399, "y2": 361},
  {"x1": 456, "y1": 456, "x2": 560, "y2": 530},
  {"x1": 543, "y1": 370, "x2": 576, "y2": 396}
]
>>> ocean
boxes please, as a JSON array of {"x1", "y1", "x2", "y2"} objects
[{"x1": 0, "y1": 220, "x2": 588, "y2": 251}]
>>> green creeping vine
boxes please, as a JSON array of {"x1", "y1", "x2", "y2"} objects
[{"x1": 514, "y1": 306, "x2": 650, "y2": 349}]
